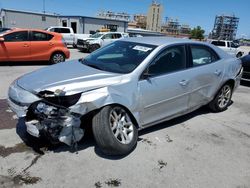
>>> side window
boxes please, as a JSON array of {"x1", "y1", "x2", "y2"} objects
[
  {"x1": 211, "y1": 41, "x2": 225, "y2": 47},
  {"x1": 4, "y1": 31, "x2": 28, "y2": 42},
  {"x1": 115, "y1": 34, "x2": 122, "y2": 39},
  {"x1": 60, "y1": 28, "x2": 70, "y2": 33},
  {"x1": 102, "y1": 34, "x2": 112, "y2": 39},
  {"x1": 32, "y1": 31, "x2": 52, "y2": 41},
  {"x1": 147, "y1": 45, "x2": 186, "y2": 76},
  {"x1": 191, "y1": 45, "x2": 219, "y2": 66}
]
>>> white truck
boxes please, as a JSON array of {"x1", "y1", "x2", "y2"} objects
[
  {"x1": 209, "y1": 40, "x2": 244, "y2": 58},
  {"x1": 76, "y1": 32, "x2": 129, "y2": 52},
  {"x1": 46, "y1": 26, "x2": 90, "y2": 48}
]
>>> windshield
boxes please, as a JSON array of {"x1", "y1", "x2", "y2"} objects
[
  {"x1": 81, "y1": 41, "x2": 156, "y2": 74},
  {"x1": 90, "y1": 33, "x2": 103, "y2": 38}
]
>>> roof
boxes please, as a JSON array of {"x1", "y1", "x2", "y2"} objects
[
  {"x1": 1, "y1": 8, "x2": 59, "y2": 17},
  {"x1": 59, "y1": 15, "x2": 128, "y2": 23},
  {"x1": 121, "y1": 37, "x2": 200, "y2": 46},
  {"x1": 1, "y1": 8, "x2": 128, "y2": 23}
]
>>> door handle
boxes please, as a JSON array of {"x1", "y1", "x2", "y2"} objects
[
  {"x1": 179, "y1": 80, "x2": 189, "y2": 86},
  {"x1": 23, "y1": 44, "x2": 29, "y2": 47},
  {"x1": 49, "y1": 42, "x2": 54, "y2": 46},
  {"x1": 214, "y1": 70, "x2": 222, "y2": 76}
]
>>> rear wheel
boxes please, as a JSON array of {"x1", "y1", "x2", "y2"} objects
[
  {"x1": 209, "y1": 84, "x2": 232, "y2": 112},
  {"x1": 50, "y1": 52, "x2": 65, "y2": 64},
  {"x1": 92, "y1": 105, "x2": 138, "y2": 155}
]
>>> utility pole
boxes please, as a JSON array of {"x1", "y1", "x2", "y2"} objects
[{"x1": 43, "y1": 0, "x2": 45, "y2": 13}]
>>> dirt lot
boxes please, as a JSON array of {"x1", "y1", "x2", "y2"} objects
[{"x1": 0, "y1": 48, "x2": 250, "y2": 188}]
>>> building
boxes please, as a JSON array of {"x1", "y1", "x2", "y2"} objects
[
  {"x1": 210, "y1": 14, "x2": 239, "y2": 40},
  {"x1": 146, "y1": 1, "x2": 163, "y2": 32},
  {"x1": 97, "y1": 11, "x2": 130, "y2": 21},
  {"x1": 59, "y1": 16, "x2": 128, "y2": 34},
  {"x1": 0, "y1": 9, "x2": 128, "y2": 34},
  {"x1": 0, "y1": 8, "x2": 59, "y2": 29},
  {"x1": 161, "y1": 18, "x2": 191, "y2": 38},
  {"x1": 133, "y1": 14, "x2": 147, "y2": 29}
]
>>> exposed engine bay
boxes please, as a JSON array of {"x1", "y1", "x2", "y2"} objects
[{"x1": 24, "y1": 91, "x2": 84, "y2": 147}]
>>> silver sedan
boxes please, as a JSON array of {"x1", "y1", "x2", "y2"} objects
[{"x1": 8, "y1": 37, "x2": 242, "y2": 155}]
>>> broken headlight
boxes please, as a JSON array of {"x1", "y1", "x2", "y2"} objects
[{"x1": 38, "y1": 91, "x2": 81, "y2": 108}]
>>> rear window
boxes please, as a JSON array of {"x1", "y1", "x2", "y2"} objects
[
  {"x1": 211, "y1": 41, "x2": 226, "y2": 47},
  {"x1": 54, "y1": 28, "x2": 70, "y2": 33}
]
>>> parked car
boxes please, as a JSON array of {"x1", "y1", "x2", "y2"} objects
[
  {"x1": 240, "y1": 54, "x2": 250, "y2": 81},
  {"x1": 0, "y1": 28, "x2": 70, "y2": 63},
  {"x1": 8, "y1": 37, "x2": 242, "y2": 155},
  {"x1": 77, "y1": 32, "x2": 129, "y2": 52},
  {"x1": 46, "y1": 26, "x2": 90, "y2": 47},
  {"x1": 209, "y1": 39, "x2": 244, "y2": 57}
]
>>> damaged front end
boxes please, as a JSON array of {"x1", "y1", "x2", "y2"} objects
[{"x1": 24, "y1": 90, "x2": 84, "y2": 147}]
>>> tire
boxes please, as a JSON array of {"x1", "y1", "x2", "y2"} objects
[
  {"x1": 209, "y1": 84, "x2": 233, "y2": 112},
  {"x1": 92, "y1": 105, "x2": 138, "y2": 155},
  {"x1": 89, "y1": 44, "x2": 100, "y2": 53},
  {"x1": 236, "y1": 52, "x2": 242, "y2": 58},
  {"x1": 73, "y1": 43, "x2": 77, "y2": 48},
  {"x1": 50, "y1": 52, "x2": 65, "y2": 64}
]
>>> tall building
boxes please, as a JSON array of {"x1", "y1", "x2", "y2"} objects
[
  {"x1": 146, "y1": 1, "x2": 163, "y2": 32},
  {"x1": 210, "y1": 15, "x2": 239, "y2": 40}
]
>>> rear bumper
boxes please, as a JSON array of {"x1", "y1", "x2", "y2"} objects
[{"x1": 64, "y1": 49, "x2": 70, "y2": 59}]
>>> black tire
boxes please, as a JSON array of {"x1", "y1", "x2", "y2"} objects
[
  {"x1": 209, "y1": 84, "x2": 233, "y2": 112},
  {"x1": 236, "y1": 52, "x2": 243, "y2": 58},
  {"x1": 92, "y1": 105, "x2": 138, "y2": 155},
  {"x1": 73, "y1": 43, "x2": 77, "y2": 48},
  {"x1": 89, "y1": 44, "x2": 100, "y2": 53},
  {"x1": 50, "y1": 52, "x2": 65, "y2": 64}
]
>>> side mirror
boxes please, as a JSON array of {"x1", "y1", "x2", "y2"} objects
[
  {"x1": 141, "y1": 70, "x2": 154, "y2": 80},
  {"x1": 0, "y1": 37, "x2": 4, "y2": 42}
]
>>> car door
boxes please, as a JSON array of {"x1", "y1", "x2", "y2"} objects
[
  {"x1": 30, "y1": 31, "x2": 54, "y2": 61},
  {"x1": 187, "y1": 44, "x2": 225, "y2": 108},
  {"x1": 0, "y1": 30, "x2": 30, "y2": 61},
  {"x1": 138, "y1": 45, "x2": 190, "y2": 126},
  {"x1": 101, "y1": 33, "x2": 113, "y2": 46}
]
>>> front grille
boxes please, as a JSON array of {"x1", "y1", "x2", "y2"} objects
[{"x1": 77, "y1": 39, "x2": 87, "y2": 46}]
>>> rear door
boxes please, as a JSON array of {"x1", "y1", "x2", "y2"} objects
[
  {"x1": 138, "y1": 45, "x2": 190, "y2": 126},
  {"x1": 187, "y1": 44, "x2": 225, "y2": 108},
  {"x1": 30, "y1": 31, "x2": 54, "y2": 61},
  {"x1": 1, "y1": 31, "x2": 30, "y2": 61}
]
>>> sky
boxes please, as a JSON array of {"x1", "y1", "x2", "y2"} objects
[{"x1": 0, "y1": 0, "x2": 249, "y2": 38}]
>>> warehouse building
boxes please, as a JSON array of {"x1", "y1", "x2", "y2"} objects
[{"x1": 0, "y1": 9, "x2": 128, "y2": 34}]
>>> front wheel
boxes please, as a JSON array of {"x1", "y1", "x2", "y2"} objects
[
  {"x1": 209, "y1": 84, "x2": 233, "y2": 112},
  {"x1": 50, "y1": 52, "x2": 65, "y2": 64},
  {"x1": 236, "y1": 52, "x2": 243, "y2": 58},
  {"x1": 92, "y1": 105, "x2": 138, "y2": 155},
  {"x1": 89, "y1": 44, "x2": 100, "y2": 53}
]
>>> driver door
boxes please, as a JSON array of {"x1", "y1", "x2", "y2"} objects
[{"x1": 138, "y1": 45, "x2": 190, "y2": 126}]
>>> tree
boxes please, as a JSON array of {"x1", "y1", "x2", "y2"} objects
[{"x1": 190, "y1": 26, "x2": 205, "y2": 40}]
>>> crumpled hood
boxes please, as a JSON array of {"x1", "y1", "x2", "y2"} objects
[{"x1": 17, "y1": 60, "x2": 123, "y2": 95}]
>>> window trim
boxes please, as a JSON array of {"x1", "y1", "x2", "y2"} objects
[
  {"x1": 139, "y1": 44, "x2": 188, "y2": 80},
  {"x1": 188, "y1": 44, "x2": 221, "y2": 68}
]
